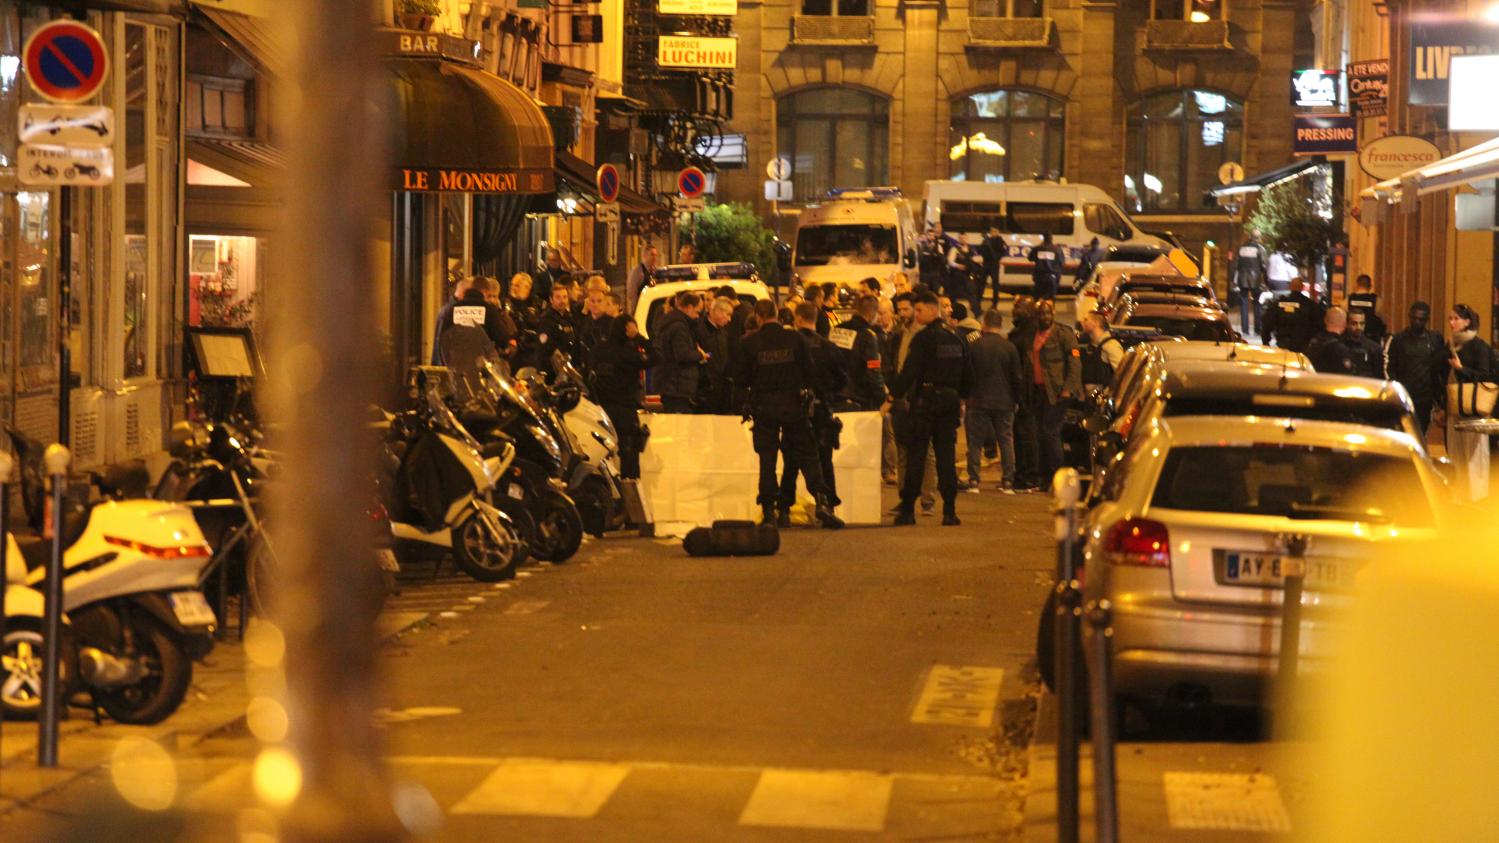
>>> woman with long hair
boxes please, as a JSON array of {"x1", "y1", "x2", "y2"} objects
[{"x1": 1444, "y1": 303, "x2": 1493, "y2": 501}]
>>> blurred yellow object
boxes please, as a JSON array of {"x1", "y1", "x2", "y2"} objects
[
  {"x1": 110, "y1": 737, "x2": 178, "y2": 812},
  {"x1": 1167, "y1": 247, "x2": 1200, "y2": 277},
  {"x1": 253, "y1": 747, "x2": 304, "y2": 807},
  {"x1": 1300, "y1": 523, "x2": 1499, "y2": 841}
]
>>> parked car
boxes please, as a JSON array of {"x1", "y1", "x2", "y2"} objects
[
  {"x1": 1100, "y1": 273, "x2": 1217, "y2": 314},
  {"x1": 1107, "y1": 297, "x2": 1235, "y2": 343},
  {"x1": 633, "y1": 264, "x2": 771, "y2": 340}
]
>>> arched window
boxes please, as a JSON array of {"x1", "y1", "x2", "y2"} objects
[
  {"x1": 776, "y1": 88, "x2": 889, "y2": 199},
  {"x1": 1124, "y1": 89, "x2": 1244, "y2": 212},
  {"x1": 948, "y1": 89, "x2": 1065, "y2": 184}
]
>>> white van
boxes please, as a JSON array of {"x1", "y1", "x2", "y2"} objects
[
  {"x1": 922, "y1": 180, "x2": 1167, "y2": 289},
  {"x1": 792, "y1": 187, "x2": 919, "y2": 297}
]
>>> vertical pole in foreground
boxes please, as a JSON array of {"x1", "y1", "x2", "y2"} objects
[
  {"x1": 1052, "y1": 467, "x2": 1081, "y2": 843},
  {"x1": 1086, "y1": 599, "x2": 1120, "y2": 843},
  {"x1": 1275, "y1": 534, "x2": 1309, "y2": 736},
  {"x1": 0, "y1": 450, "x2": 11, "y2": 776},
  {"x1": 38, "y1": 445, "x2": 70, "y2": 768},
  {"x1": 267, "y1": 3, "x2": 399, "y2": 840},
  {"x1": 58, "y1": 187, "x2": 72, "y2": 449}
]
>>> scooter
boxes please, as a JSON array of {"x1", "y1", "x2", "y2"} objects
[
  {"x1": 542, "y1": 354, "x2": 630, "y2": 537},
  {"x1": 0, "y1": 437, "x2": 218, "y2": 724},
  {"x1": 379, "y1": 367, "x2": 527, "y2": 582}
]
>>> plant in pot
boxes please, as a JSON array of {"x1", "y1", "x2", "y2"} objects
[{"x1": 397, "y1": 0, "x2": 441, "y2": 32}]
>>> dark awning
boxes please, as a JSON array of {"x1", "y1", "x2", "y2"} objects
[
  {"x1": 186, "y1": 138, "x2": 284, "y2": 235},
  {"x1": 1208, "y1": 156, "x2": 1327, "y2": 199},
  {"x1": 384, "y1": 59, "x2": 554, "y2": 194},
  {"x1": 554, "y1": 151, "x2": 667, "y2": 216}
]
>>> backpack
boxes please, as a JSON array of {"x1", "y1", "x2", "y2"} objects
[{"x1": 1078, "y1": 337, "x2": 1120, "y2": 388}]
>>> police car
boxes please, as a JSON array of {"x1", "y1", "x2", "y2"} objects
[{"x1": 632, "y1": 262, "x2": 772, "y2": 340}]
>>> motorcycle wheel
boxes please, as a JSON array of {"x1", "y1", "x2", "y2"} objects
[
  {"x1": 452, "y1": 508, "x2": 522, "y2": 582},
  {"x1": 0, "y1": 621, "x2": 51, "y2": 720},
  {"x1": 94, "y1": 615, "x2": 193, "y2": 725},
  {"x1": 534, "y1": 489, "x2": 584, "y2": 564},
  {"x1": 573, "y1": 475, "x2": 615, "y2": 538},
  {"x1": 243, "y1": 535, "x2": 276, "y2": 618},
  {"x1": 491, "y1": 497, "x2": 537, "y2": 566}
]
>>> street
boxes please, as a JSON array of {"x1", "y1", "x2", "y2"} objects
[{"x1": 3, "y1": 486, "x2": 1057, "y2": 841}]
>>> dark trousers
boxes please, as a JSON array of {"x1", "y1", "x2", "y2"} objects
[
  {"x1": 1013, "y1": 399, "x2": 1041, "y2": 488},
  {"x1": 779, "y1": 420, "x2": 838, "y2": 505},
  {"x1": 900, "y1": 411, "x2": 958, "y2": 511},
  {"x1": 1237, "y1": 289, "x2": 1262, "y2": 336},
  {"x1": 1033, "y1": 276, "x2": 1058, "y2": 301},
  {"x1": 1035, "y1": 383, "x2": 1068, "y2": 486},
  {"x1": 753, "y1": 417, "x2": 824, "y2": 508},
  {"x1": 660, "y1": 395, "x2": 694, "y2": 413},
  {"x1": 1413, "y1": 397, "x2": 1434, "y2": 441},
  {"x1": 602, "y1": 401, "x2": 643, "y2": 479},
  {"x1": 986, "y1": 269, "x2": 1004, "y2": 306}
]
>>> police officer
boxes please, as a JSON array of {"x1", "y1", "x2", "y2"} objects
[
  {"x1": 1345, "y1": 273, "x2": 1387, "y2": 342},
  {"x1": 1344, "y1": 308, "x2": 1382, "y2": 378},
  {"x1": 434, "y1": 276, "x2": 516, "y2": 363},
  {"x1": 891, "y1": 290, "x2": 972, "y2": 527},
  {"x1": 832, "y1": 294, "x2": 888, "y2": 411},
  {"x1": 533, "y1": 283, "x2": 580, "y2": 377},
  {"x1": 1027, "y1": 234, "x2": 1064, "y2": 302},
  {"x1": 777, "y1": 302, "x2": 849, "y2": 523},
  {"x1": 1306, "y1": 307, "x2": 1356, "y2": 374},
  {"x1": 736, "y1": 299, "x2": 843, "y2": 529},
  {"x1": 1232, "y1": 230, "x2": 1269, "y2": 337},
  {"x1": 1264, "y1": 276, "x2": 1321, "y2": 354}
]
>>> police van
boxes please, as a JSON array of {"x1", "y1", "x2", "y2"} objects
[
  {"x1": 792, "y1": 187, "x2": 919, "y2": 299},
  {"x1": 922, "y1": 180, "x2": 1167, "y2": 289}
]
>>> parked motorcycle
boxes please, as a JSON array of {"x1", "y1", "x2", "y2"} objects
[{"x1": 0, "y1": 431, "x2": 217, "y2": 724}]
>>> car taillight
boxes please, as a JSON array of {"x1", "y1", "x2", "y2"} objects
[
  {"x1": 104, "y1": 536, "x2": 212, "y2": 559},
  {"x1": 1102, "y1": 518, "x2": 1170, "y2": 567}
]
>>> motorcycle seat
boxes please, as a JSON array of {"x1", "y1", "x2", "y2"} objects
[{"x1": 12, "y1": 503, "x2": 92, "y2": 571}]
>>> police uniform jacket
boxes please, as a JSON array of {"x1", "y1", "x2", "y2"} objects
[
  {"x1": 796, "y1": 327, "x2": 848, "y2": 406},
  {"x1": 1265, "y1": 292, "x2": 1321, "y2": 353},
  {"x1": 830, "y1": 314, "x2": 887, "y2": 409},
  {"x1": 891, "y1": 322, "x2": 973, "y2": 406},
  {"x1": 434, "y1": 290, "x2": 516, "y2": 364},
  {"x1": 1027, "y1": 244, "x2": 1065, "y2": 286},
  {"x1": 1343, "y1": 333, "x2": 1382, "y2": 379},
  {"x1": 534, "y1": 306, "x2": 580, "y2": 372},
  {"x1": 1306, "y1": 330, "x2": 1356, "y2": 375},
  {"x1": 735, "y1": 322, "x2": 814, "y2": 420},
  {"x1": 1233, "y1": 242, "x2": 1268, "y2": 291}
]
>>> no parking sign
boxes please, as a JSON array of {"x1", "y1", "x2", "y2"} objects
[
  {"x1": 678, "y1": 166, "x2": 707, "y2": 198},
  {"x1": 23, "y1": 21, "x2": 109, "y2": 103}
]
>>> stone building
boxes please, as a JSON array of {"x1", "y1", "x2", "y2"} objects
[{"x1": 717, "y1": 0, "x2": 1308, "y2": 265}]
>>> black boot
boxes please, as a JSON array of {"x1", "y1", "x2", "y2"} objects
[
  {"x1": 815, "y1": 497, "x2": 844, "y2": 530},
  {"x1": 892, "y1": 504, "x2": 916, "y2": 526},
  {"x1": 761, "y1": 502, "x2": 777, "y2": 525},
  {"x1": 942, "y1": 502, "x2": 961, "y2": 527},
  {"x1": 776, "y1": 508, "x2": 791, "y2": 528}
]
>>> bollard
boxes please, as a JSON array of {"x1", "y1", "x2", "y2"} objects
[
  {"x1": 1276, "y1": 533, "x2": 1309, "y2": 730},
  {"x1": 1052, "y1": 467, "x2": 1082, "y2": 843},
  {"x1": 38, "y1": 444, "x2": 69, "y2": 768},
  {"x1": 0, "y1": 449, "x2": 10, "y2": 774},
  {"x1": 1086, "y1": 599, "x2": 1120, "y2": 843}
]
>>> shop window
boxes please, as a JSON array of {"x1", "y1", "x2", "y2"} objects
[
  {"x1": 948, "y1": 89, "x2": 1064, "y2": 183},
  {"x1": 801, "y1": 0, "x2": 869, "y2": 14},
  {"x1": 971, "y1": 0, "x2": 1043, "y2": 17},
  {"x1": 189, "y1": 235, "x2": 265, "y2": 329},
  {"x1": 1152, "y1": 0, "x2": 1223, "y2": 21},
  {"x1": 1124, "y1": 89, "x2": 1242, "y2": 212},
  {"x1": 186, "y1": 76, "x2": 250, "y2": 137},
  {"x1": 125, "y1": 23, "x2": 149, "y2": 379},
  {"x1": 776, "y1": 88, "x2": 889, "y2": 200}
]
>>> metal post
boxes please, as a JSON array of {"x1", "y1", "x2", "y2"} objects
[
  {"x1": 1052, "y1": 467, "x2": 1082, "y2": 843},
  {"x1": 0, "y1": 449, "x2": 11, "y2": 775},
  {"x1": 1276, "y1": 535, "x2": 1309, "y2": 710},
  {"x1": 58, "y1": 187, "x2": 71, "y2": 448},
  {"x1": 1086, "y1": 599, "x2": 1120, "y2": 843},
  {"x1": 38, "y1": 444, "x2": 70, "y2": 768}
]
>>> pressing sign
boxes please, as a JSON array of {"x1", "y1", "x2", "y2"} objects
[
  {"x1": 453, "y1": 305, "x2": 487, "y2": 327},
  {"x1": 827, "y1": 327, "x2": 857, "y2": 350}
]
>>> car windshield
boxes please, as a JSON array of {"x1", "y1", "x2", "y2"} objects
[
  {"x1": 1151, "y1": 445, "x2": 1434, "y2": 527},
  {"x1": 1163, "y1": 396, "x2": 1407, "y2": 431},
  {"x1": 1122, "y1": 315, "x2": 1233, "y2": 342},
  {"x1": 797, "y1": 224, "x2": 898, "y2": 266}
]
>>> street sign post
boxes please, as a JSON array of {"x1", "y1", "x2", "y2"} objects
[
  {"x1": 19, "y1": 104, "x2": 113, "y2": 146},
  {"x1": 596, "y1": 162, "x2": 621, "y2": 203},
  {"x1": 1217, "y1": 161, "x2": 1245, "y2": 185},
  {"x1": 595, "y1": 201, "x2": 620, "y2": 223},
  {"x1": 678, "y1": 166, "x2": 707, "y2": 198},
  {"x1": 765, "y1": 155, "x2": 792, "y2": 181},
  {"x1": 23, "y1": 20, "x2": 109, "y2": 104},
  {"x1": 18, "y1": 144, "x2": 114, "y2": 187},
  {"x1": 677, "y1": 196, "x2": 707, "y2": 213},
  {"x1": 764, "y1": 179, "x2": 793, "y2": 202}
]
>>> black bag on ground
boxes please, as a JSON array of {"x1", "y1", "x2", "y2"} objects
[{"x1": 683, "y1": 520, "x2": 780, "y2": 557}]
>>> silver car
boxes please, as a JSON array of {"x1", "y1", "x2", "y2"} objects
[{"x1": 1079, "y1": 414, "x2": 1445, "y2": 708}]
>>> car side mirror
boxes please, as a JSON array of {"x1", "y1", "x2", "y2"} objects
[
  {"x1": 1081, "y1": 413, "x2": 1110, "y2": 435},
  {"x1": 904, "y1": 247, "x2": 918, "y2": 269}
]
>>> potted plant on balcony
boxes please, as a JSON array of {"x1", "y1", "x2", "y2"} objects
[{"x1": 397, "y1": 0, "x2": 441, "y2": 32}]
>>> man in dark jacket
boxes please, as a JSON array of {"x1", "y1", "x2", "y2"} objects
[
  {"x1": 1232, "y1": 231, "x2": 1269, "y2": 337},
  {"x1": 651, "y1": 292, "x2": 707, "y2": 412},
  {"x1": 698, "y1": 297, "x2": 736, "y2": 413},
  {"x1": 534, "y1": 284, "x2": 581, "y2": 378},
  {"x1": 1306, "y1": 307, "x2": 1356, "y2": 375},
  {"x1": 1074, "y1": 237, "x2": 1104, "y2": 292},
  {"x1": 1264, "y1": 276, "x2": 1321, "y2": 354},
  {"x1": 1028, "y1": 299, "x2": 1082, "y2": 485},
  {"x1": 965, "y1": 309, "x2": 1023, "y2": 493},
  {"x1": 534, "y1": 248, "x2": 569, "y2": 303},
  {"x1": 736, "y1": 299, "x2": 841, "y2": 528},
  {"x1": 804, "y1": 284, "x2": 833, "y2": 337},
  {"x1": 981, "y1": 225, "x2": 1008, "y2": 308},
  {"x1": 1384, "y1": 300, "x2": 1445, "y2": 435},
  {"x1": 434, "y1": 276, "x2": 517, "y2": 370},
  {"x1": 778, "y1": 302, "x2": 849, "y2": 518},
  {"x1": 1008, "y1": 297, "x2": 1042, "y2": 492},
  {"x1": 1346, "y1": 274, "x2": 1387, "y2": 342},
  {"x1": 1027, "y1": 234, "x2": 1065, "y2": 301},
  {"x1": 591, "y1": 315, "x2": 657, "y2": 479},
  {"x1": 831, "y1": 294, "x2": 887, "y2": 411},
  {"x1": 1344, "y1": 309, "x2": 1383, "y2": 378},
  {"x1": 891, "y1": 291, "x2": 972, "y2": 526}
]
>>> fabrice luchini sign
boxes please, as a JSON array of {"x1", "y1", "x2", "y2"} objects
[{"x1": 657, "y1": 36, "x2": 737, "y2": 69}]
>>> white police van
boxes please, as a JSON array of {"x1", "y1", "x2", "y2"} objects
[
  {"x1": 922, "y1": 179, "x2": 1167, "y2": 289},
  {"x1": 792, "y1": 187, "x2": 919, "y2": 298}
]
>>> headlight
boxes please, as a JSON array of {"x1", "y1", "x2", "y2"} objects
[{"x1": 529, "y1": 424, "x2": 563, "y2": 464}]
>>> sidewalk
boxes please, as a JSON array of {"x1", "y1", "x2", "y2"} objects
[
  {"x1": 0, "y1": 609, "x2": 427, "y2": 819},
  {"x1": 1019, "y1": 692, "x2": 1310, "y2": 841}
]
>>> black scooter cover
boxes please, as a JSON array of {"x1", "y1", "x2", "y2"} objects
[{"x1": 682, "y1": 520, "x2": 780, "y2": 557}]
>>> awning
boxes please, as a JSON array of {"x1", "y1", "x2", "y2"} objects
[
  {"x1": 384, "y1": 59, "x2": 555, "y2": 194},
  {"x1": 186, "y1": 138, "x2": 285, "y2": 235},
  {"x1": 194, "y1": 5, "x2": 290, "y2": 79},
  {"x1": 554, "y1": 151, "x2": 667, "y2": 216},
  {"x1": 1360, "y1": 137, "x2": 1499, "y2": 207},
  {"x1": 1208, "y1": 156, "x2": 1326, "y2": 199}
]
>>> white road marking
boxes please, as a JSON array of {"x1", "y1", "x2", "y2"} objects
[
  {"x1": 504, "y1": 600, "x2": 551, "y2": 615},
  {"x1": 491, "y1": 582, "x2": 513, "y2": 589},
  {"x1": 1163, "y1": 772, "x2": 1292, "y2": 832},
  {"x1": 439, "y1": 611, "x2": 460, "y2": 618},
  {"x1": 450, "y1": 760, "x2": 630, "y2": 817},
  {"x1": 911, "y1": 665, "x2": 1005, "y2": 728},
  {"x1": 466, "y1": 596, "x2": 485, "y2": 603},
  {"x1": 739, "y1": 769, "x2": 894, "y2": 832},
  {"x1": 386, "y1": 756, "x2": 995, "y2": 785}
]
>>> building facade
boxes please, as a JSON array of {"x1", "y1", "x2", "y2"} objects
[{"x1": 718, "y1": 0, "x2": 1308, "y2": 271}]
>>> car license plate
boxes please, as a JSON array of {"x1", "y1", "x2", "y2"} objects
[
  {"x1": 375, "y1": 548, "x2": 400, "y2": 573},
  {"x1": 169, "y1": 591, "x2": 218, "y2": 627},
  {"x1": 1221, "y1": 552, "x2": 1348, "y2": 589}
]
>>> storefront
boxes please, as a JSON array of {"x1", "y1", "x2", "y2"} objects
[
  {"x1": 184, "y1": 138, "x2": 281, "y2": 330},
  {"x1": 380, "y1": 31, "x2": 555, "y2": 376}
]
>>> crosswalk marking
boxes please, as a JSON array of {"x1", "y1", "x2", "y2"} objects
[
  {"x1": 738, "y1": 769, "x2": 894, "y2": 832},
  {"x1": 503, "y1": 600, "x2": 551, "y2": 615},
  {"x1": 1163, "y1": 772, "x2": 1292, "y2": 832},
  {"x1": 911, "y1": 665, "x2": 1005, "y2": 728},
  {"x1": 450, "y1": 760, "x2": 630, "y2": 818}
]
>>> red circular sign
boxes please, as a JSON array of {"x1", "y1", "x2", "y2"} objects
[
  {"x1": 24, "y1": 20, "x2": 109, "y2": 103},
  {"x1": 678, "y1": 166, "x2": 707, "y2": 198},
  {"x1": 597, "y1": 164, "x2": 621, "y2": 204}
]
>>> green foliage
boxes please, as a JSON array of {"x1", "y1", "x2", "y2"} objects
[
  {"x1": 678, "y1": 201, "x2": 781, "y2": 284},
  {"x1": 398, "y1": 0, "x2": 442, "y2": 15},
  {"x1": 1245, "y1": 178, "x2": 1340, "y2": 275}
]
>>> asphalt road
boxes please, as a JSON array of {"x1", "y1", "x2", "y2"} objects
[{"x1": 2, "y1": 483, "x2": 1057, "y2": 841}]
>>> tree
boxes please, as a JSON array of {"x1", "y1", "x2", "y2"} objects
[
  {"x1": 1246, "y1": 177, "x2": 1340, "y2": 275},
  {"x1": 679, "y1": 201, "x2": 782, "y2": 284}
]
